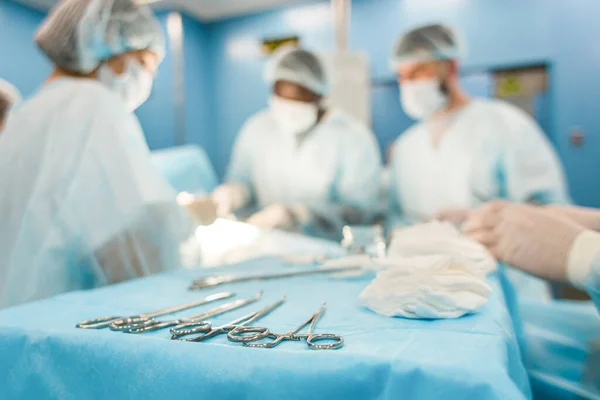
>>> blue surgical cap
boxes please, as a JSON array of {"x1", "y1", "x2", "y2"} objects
[{"x1": 35, "y1": 0, "x2": 165, "y2": 74}]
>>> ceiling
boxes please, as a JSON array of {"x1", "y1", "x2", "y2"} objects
[{"x1": 13, "y1": 0, "x2": 317, "y2": 21}]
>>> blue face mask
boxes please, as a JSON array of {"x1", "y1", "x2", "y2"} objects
[{"x1": 98, "y1": 58, "x2": 153, "y2": 112}]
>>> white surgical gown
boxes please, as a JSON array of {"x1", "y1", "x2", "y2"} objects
[
  {"x1": 0, "y1": 78, "x2": 192, "y2": 308},
  {"x1": 389, "y1": 99, "x2": 569, "y2": 300},
  {"x1": 227, "y1": 108, "x2": 382, "y2": 237},
  {"x1": 389, "y1": 99, "x2": 569, "y2": 221}
]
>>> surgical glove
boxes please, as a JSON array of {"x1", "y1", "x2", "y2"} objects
[
  {"x1": 359, "y1": 255, "x2": 492, "y2": 319},
  {"x1": 544, "y1": 204, "x2": 600, "y2": 232},
  {"x1": 212, "y1": 183, "x2": 250, "y2": 216},
  {"x1": 177, "y1": 192, "x2": 218, "y2": 226},
  {"x1": 389, "y1": 221, "x2": 497, "y2": 274},
  {"x1": 247, "y1": 204, "x2": 310, "y2": 231},
  {"x1": 462, "y1": 201, "x2": 585, "y2": 282},
  {"x1": 433, "y1": 207, "x2": 470, "y2": 225}
]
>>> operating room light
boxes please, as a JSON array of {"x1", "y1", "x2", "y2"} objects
[{"x1": 283, "y1": 3, "x2": 332, "y2": 31}]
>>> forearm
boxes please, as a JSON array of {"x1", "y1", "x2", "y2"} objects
[
  {"x1": 546, "y1": 205, "x2": 600, "y2": 232},
  {"x1": 94, "y1": 202, "x2": 190, "y2": 283}
]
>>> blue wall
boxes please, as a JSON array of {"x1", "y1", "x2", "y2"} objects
[
  {"x1": 0, "y1": 0, "x2": 49, "y2": 98},
  {"x1": 205, "y1": 0, "x2": 600, "y2": 206},
  {"x1": 550, "y1": 0, "x2": 600, "y2": 207},
  {"x1": 136, "y1": 11, "x2": 177, "y2": 150},
  {"x1": 181, "y1": 14, "x2": 218, "y2": 170}
]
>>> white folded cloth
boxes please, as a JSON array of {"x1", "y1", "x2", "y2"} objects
[
  {"x1": 359, "y1": 255, "x2": 492, "y2": 319},
  {"x1": 389, "y1": 221, "x2": 497, "y2": 274}
]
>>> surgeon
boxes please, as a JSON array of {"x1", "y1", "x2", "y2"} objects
[
  {"x1": 0, "y1": 0, "x2": 215, "y2": 308},
  {"x1": 388, "y1": 24, "x2": 569, "y2": 227},
  {"x1": 463, "y1": 202, "x2": 600, "y2": 398},
  {"x1": 212, "y1": 48, "x2": 381, "y2": 239},
  {"x1": 0, "y1": 79, "x2": 21, "y2": 133}
]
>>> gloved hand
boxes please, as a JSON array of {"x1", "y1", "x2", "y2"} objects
[
  {"x1": 211, "y1": 183, "x2": 250, "y2": 217},
  {"x1": 433, "y1": 207, "x2": 470, "y2": 225},
  {"x1": 462, "y1": 201, "x2": 585, "y2": 282},
  {"x1": 247, "y1": 203, "x2": 311, "y2": 231},
  {"x1": 177, "y1": 192, "x2": 217, "y2": 226},
  {"x1": 544, "y1": 204, "x2": 600, "y2": 232},
  {"x1": 247, "y1": 204, "x2": 295, "y2": 231}
]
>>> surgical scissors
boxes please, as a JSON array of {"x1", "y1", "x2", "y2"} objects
[
  {"x1": 170, "y1": 295, "x2": 286, "y2": 342},
  {"x1": 113, "y1": 292, "x2": 263, "y2": 333},
  {"x1": 189, "y1": 266, "x2": 362, "y2": 290},
  {"x1": 229, "y1": 302, "x2": 343, "y2": 350},
  {"x1": 76, "y1": 292, "x2": 234, "y2": 329}
]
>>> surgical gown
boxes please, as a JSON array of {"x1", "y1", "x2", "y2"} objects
[
  {"x1": 0, "y1": 78, "x2": 192, "y2": 308},
  {"x1": 389, "y1": 99, "x2": 569, "y2": 221},
  {"x1": 389, "y1": 99, "x2": 569, "y2": 300},
  {"x1": 226, "y1": 108, "x2": 382, "y2": 237}
]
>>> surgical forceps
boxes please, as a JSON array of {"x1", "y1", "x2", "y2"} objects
[
  {"x1": 170, "y1": 295, "x2": 286, "y2": 342},
  {"x1": 112, "y1": 292, "x2": 262, "y2": 333},
  {"x1": 76, "y1": 292, "x2": 233, "y2": 329},
  {"x1": 189, "y1": 266, "x2": 362, "y2": 290},
  {"x1": 228, "y1": 302, "x2": 343, "y2": 350}
]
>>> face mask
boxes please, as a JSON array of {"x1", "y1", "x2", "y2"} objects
[
  {"x1": 269, "y1": 95, "x2": 319, "y2": 136},
  {"x1": 400, "y1": 78, "x2": 449, "y2": 120},
  {"x1": 98, "y1": 58, "x2": 153, "y2": 112}
]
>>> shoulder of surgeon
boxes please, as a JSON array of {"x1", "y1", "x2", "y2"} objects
[
  {"x1": 31, "y1": 78, "x2": 135, "y2": 127},
  {"x1": 238, "y1": 108, "x2": 277, "y2": 137},
  {"x1": 469, "y1": 98, "x2": 539, "y2": 131}
]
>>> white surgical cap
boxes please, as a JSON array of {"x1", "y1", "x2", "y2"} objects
[
  {"x1": 391, "y1": 24, "x2": 464, "y2": 69},
  {"x1": 0, "y1": 79, "x2": 22, "y2": 107},
  {"x1": 35, "y1": 0, "x2": 165, "y2": 74},
  {"x1": 264, "y1": 47, "x2": 329, "y2": 96}
]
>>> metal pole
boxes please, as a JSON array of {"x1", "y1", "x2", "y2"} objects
[
  {"x1": 167, "y1": 12, "x2": 186, "y2": 146},
  {"x1": 332, "y1": 0, "x2": 350, "y2": 52}
]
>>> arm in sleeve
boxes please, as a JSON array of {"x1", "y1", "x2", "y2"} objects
[
  {"x1": 567, "y1": 231, "x2": 600, "y2": 310},
  {"x1": 384, "y1": 144, "x2": 420, "y2": 233},
  {"x1": 333, "y1": 125, "x2": 383, "y2": 221},
  {"x1": 70, "y1": 112, "x2": 194, "y2": 284},
  {"x1": 224, "y1": 118, "x2": 256, "y2": 199},
  {"x1": 298, "y1": 125, "x2": 382, "y2": 239},
  {"x1": 501, "y1": 107, "x2": 570, "y2": 204},
  {"x1": 279, "y1": 125, "x2": 382, "y2": 240},
  {"x1": 588, "y1": 256, "x2": 600, "y2": 311}
]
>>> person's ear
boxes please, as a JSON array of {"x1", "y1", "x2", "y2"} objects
[{"x1": 105, "y1": 54, "x2": 127, "y2": 75}]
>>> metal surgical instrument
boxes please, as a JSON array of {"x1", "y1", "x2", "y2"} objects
[
  {"x1": 112, "y1": 292, "x2": 263, "y2": 333},
  {"x1": 76, "y1": 292, "x2": 234, "y2": 329},
  {"x1": 229, "y1": 302, "x2": 343, "y2": 350},
  {"x1": 170, "y1": 295, "x2": 286, "y2": 342},
  {"x1": 189, "y1": 266, "x2": 362, "y2": 290}
]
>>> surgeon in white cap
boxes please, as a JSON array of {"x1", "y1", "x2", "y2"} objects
[
  {"x1": 213, "y1": 47, "x2": 382, "y2": 239},
  {"x1": 388, "y1": 24, "x2": 569, "y2": 300},
  {"x1": 388, "y1": 24, "x2": 569, "y2": 226}
]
